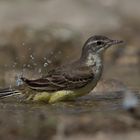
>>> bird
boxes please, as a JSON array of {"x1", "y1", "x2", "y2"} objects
[{"x1": 0, "y1": 35, "x2": 123, "y2": 103}]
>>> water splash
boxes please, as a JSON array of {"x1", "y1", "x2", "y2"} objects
[
  {"x1": 15, "y1": 74, "x2": 24, "y2": 86},
  {"x1": 43, "y1": 62, "x2": 48, "y2": 67},
  {"x1": 30, "y1": 54, "x2": 34, "y2": 60},
  {"x1": 43, "y1": 60, "x2": 51, "y2": 68}
]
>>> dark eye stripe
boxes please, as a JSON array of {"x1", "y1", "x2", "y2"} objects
[{"x1": 97, "y1": 41, "x2": 103, "y2": 45}]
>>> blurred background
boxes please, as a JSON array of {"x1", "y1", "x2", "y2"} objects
[
  {"x1": 0, "y1": 0, "x2": 139, "y2": 89},
  {"x1": 0, "y1": 0, "x2": 140, "y2": 140}
]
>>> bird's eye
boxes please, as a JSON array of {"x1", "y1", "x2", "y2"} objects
[{"x1": 96, "y1": 41, "x2": 104, "y2": 45}]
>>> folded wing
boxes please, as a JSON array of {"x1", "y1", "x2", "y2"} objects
[{"x1": 21, "y1": 65, "x2": 94, "y2": 92}]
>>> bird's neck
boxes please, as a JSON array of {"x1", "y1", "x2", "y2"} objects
[
  {"x1": 81, "y1": 51, "x2": 103, "y2": 66},
  {"x1": 80, "y1": 52, "x2": 103, "y2": 75}
]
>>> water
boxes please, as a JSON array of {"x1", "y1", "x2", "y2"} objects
[
  {"x1": 0, "y1": 89, "x2": 139, "y2": 139},
  {"x1": 16, "y1": 74, "x2": 23, "y2": 86},
  {"x1": 1, "y1": 91, "x2": 139, "y2": 114}
]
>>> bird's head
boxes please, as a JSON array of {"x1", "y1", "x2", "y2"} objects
[{"x1": 82, "y1": 35, "x2": 124, "y2": 56}]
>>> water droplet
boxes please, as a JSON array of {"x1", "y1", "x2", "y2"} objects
[
  {"x1": 30, "y1": 54, "x2": 34, "y2": 60},
  {"x1": 44, "y1": 62, "x2": 48, "y2": 67},
  {"x1": 15, "y1": 75, "x2": 23, "y2": 86}
]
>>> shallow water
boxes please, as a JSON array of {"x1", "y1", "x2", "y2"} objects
[
  {"x1": 0, "y1": 90, "x2": 140, "y2": 140},
  {"x1": 0, "y1": 91, "x2": 139, "y2": 114}
]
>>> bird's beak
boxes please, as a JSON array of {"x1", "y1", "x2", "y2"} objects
[
  {"x1": 97, "y1": 39, "x2": 124, "y2": 54},
  {"x1": 108, "y1": 39, "x2": 124, "y2": 46}
]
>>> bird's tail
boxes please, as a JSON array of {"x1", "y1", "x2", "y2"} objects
[{"x1": 0, "y1": 88, "x2": 21, "y2": 99}]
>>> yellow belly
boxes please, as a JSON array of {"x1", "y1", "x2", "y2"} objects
[{"x1": 32, "y1": 80, "x2": 98, "y2": 103}]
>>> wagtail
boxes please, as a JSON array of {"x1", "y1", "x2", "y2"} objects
[{"x1": 0, "y1": 35, "x2": 123, "y2": 103}]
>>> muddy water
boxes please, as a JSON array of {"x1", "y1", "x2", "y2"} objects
[
  {"x1": 0, "y1": 91, "x2": 139, "y2": 114},
  {"x1": 0, "y1": 91, "x2": 140, "y2": 139}
]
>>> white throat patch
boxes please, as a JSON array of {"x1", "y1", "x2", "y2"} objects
[{"x1": 86, "y1": 53, "x2": 102, "y2": 74}]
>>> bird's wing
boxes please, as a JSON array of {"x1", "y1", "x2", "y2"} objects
[{"x1": 21, "y1": 65, "x2": 94, "y2": 92}]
